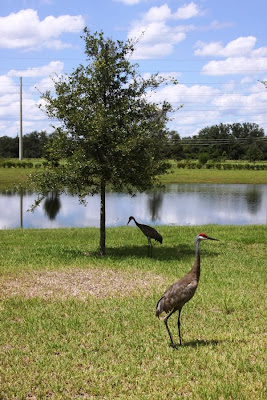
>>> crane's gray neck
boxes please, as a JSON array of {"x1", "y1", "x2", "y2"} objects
[
  {"x1": 191, "y1": 238, "x2": 201, "y2": 280},
  {"x1": 132, "y1": 217, "x2": 139, "y2": 227}
]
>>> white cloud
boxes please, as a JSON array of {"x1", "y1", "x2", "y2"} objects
[
  {"x1": 149, "y1": 82, "x2": 219, "y2": 104},
  {"x1": 0, "y1": 76, "x2": 18, "y2": 95},
  {"x1": 129, "y1": 21, "x2": 186, "y2": 59},
  {"x1": 144, "y1": 4, "x2": 171, "y2": 22},
  {"x1": 202, "y1": 57, "x2": 267, "y2": 76},
  {"x1": 240, "y1": 76, "x2": 253, "y2": 84},
  {"x1": 194, "y1": 36, "x2": 267, "y2": 76},
  {"x1": 249, "y1": 79, "x2": 267, "y2": 93},
  {"x1": 7, "y1": 61, "x2": 64, "y2": 78},
  {"x1": 173, "y1": 2, "x2": 201, "y2": 20},
  {"x1": 145, "y1": 81, "x2": 221, "y2": 135},
  {"x1": 194, "y1": 36, "x2": 257, "y2": 57},
  {"x1": 32, "y1": 77, "x2": 56, "y2": 93},
  {"x1": 211, "y1": 90, "x2": 267, "y2": 119},
  {"x1": 252, "y1": 47, "x2": 267, "y2": 57},
  {"x1": 142, "y1": 2, "x2": 201, "y2": 23},
  {"x1": 128, "y1": 3, "x2": 200, "y2": 59},
  {"x1": 0, "y1": 9, "x2": 85, "y2": 50},
  {"x1": 223, "y1": 37, "x2": 256, "y2": 57}
]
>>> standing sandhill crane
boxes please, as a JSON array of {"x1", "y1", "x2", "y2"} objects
[
  {"x1": 127, "y1": 216, "x2": 163, "y2": 257},
  {"x1": 155, "y1": 233, "x2": 219, "y2": 348}
]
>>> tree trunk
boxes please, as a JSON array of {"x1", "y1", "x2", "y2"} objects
[{"x1": 99, "y1": 178, "x2": 106, "y2": 256}]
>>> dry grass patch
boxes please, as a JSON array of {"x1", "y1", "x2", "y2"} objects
[{"x1": 0, "y1": 268, "x2": 167, "y2": 300}]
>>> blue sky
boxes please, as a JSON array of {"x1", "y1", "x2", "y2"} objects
[{"x1": 1, "y1": 0, "x2": 267, "y2": 138}]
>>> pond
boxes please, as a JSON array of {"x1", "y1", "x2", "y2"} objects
[{"x1": 0, "y1": 184, "x2": 266, "y2": 229}]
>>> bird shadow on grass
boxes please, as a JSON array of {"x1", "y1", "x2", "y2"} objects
[
  {"x1": 167, "y1": 339, "x2": 222, "y2": 350},
  {"x1": 181, "y1": 338, "x2": 222, "y2": 348}
]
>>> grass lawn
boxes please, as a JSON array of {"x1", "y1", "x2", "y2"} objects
[
  {"x1": 1, "y1": 159, "x2": 267, "y2": 191},
  {"x1": 0, "y1": 167, "x2": 36, "y2": 189},
  {"x1": 0, "y1": 158, "x2": 43, "y2": 189},
  {"x1": 159, "y1": 163, "x2": 267, "y2": 184},
  {"x1": 0, "y1": 225, "x2": 266, "y2": 399}
]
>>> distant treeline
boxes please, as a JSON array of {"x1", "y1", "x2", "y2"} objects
[
  {"x1": 1, "y1": 122, "x2": 267, "y2": 161},
  {"x1": 0, "y1": 131, "x2": 49, "y2": 158},
  {"x1": 164, "y1": 122, "x2": 267, "y2": 161}
]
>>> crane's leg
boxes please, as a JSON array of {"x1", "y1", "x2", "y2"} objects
[
  {"x1": 164, "y1": 309, "x2": 177, "y2": 349},
  {"x1": 147, "y1": 237, "x2": 152, "y2": 257},
  {"x1": 177, "y1": 309, "x2": 182, "y2": 346}
]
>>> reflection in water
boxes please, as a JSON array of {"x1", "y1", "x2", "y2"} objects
[
  {"x1": 20, "y1": 191, "x2": 23, "y2": 228},
  {"x1": 0, "y1": 184, "x2": 266, "y2": 229},
  {"x1": 43, "y1": 192, "x2": 61, "y2": 221},
  {"x1": 245, "y1": 188, "x2": 262, "y2": 214},
  {"x1": 147, "y1": 191, "x2": 163, "y2": 221}
]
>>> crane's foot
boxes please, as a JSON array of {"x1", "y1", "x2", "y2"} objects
[{"x1": 169, "y1": 341, "x2": 183, "y2": 349}]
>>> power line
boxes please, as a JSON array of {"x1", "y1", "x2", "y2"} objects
[
  {"x1": 169, "y1": 138, "x2": 267, "y2": 143},
  {"x1": 0, "y1": 78, "x2": 264, "y2": 86},
  {"x1": 165, "y1": 137, "x2": 267, "y2": 146}
]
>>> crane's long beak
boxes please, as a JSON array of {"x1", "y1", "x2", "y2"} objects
[{"x1": 207, "y1": 236, "x2": 219, "y2": 241}]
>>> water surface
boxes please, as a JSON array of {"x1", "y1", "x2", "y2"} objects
[{"x1": 0, "y1": 184, "x2": 266, "y2": 229}]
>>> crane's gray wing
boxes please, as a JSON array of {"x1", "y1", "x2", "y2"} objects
[{"x1": 156, "y1": 279, "x2": 198, "y2": 316}]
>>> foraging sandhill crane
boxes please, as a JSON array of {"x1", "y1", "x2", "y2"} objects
[
  {"x1": 127, "y1": 216, "x2": 163, "y2": 256},
  {"x1": 156, "y1": 233, "x2": 219, "y2": 348}
]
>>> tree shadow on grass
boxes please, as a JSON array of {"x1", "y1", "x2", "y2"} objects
[
  {"x1": 106, "y1": 244, "x2": 192, "y2": 261},
  {"x1": 102, "y1": 244, "x2": 220, "y2": 262},
  {"x1": 64, "y1": 244, "x2": 219, "y2": 263},
  {"x1": 77, "y1": 244, "x2": 203, "y2": 263}
]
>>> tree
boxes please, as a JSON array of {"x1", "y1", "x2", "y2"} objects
[
  {"x1": 197, "y1": 123, "x2": 232, "y2": 159},
  {"x1": 29, "y1": 29, "x2": 177, "y2": 255},
  {"x1": 0, "y1": 136, "x2": 18, "y2": 158},
  {"x1": 23, "y1": 131, "x2": 49, "y2": 158},
  {"x1": 246, "y1": 144, "x2": 263, "y2": 163},
  {"x1": 198, "y1": 152, "x2": 209, "y2": 166},
  {"x1": 231, "y1": 122, "x2": 265, "y2": 160},
  {"x1": 166, "y1": 131, "x2": 184, "y2": 160}
]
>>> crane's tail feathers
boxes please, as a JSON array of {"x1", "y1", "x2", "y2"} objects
[{"x1": 155, "y1": 297, "x2": 164, "y2": 317}]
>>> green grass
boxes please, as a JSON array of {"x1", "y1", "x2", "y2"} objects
[
  {"x1": 0, "y1": 225, "x2": 266, "y2": 399},
  {"x1": 0, "y1": 167, "x2": 36, "y2": 189},
  {"x1": 0, "y1": 158, "x2": 45, "y2": 189},
  {"x1": 1, "y1": 158, "x2": 267, "y2": 191},
  {"x1": 160, "y1": 162, "x2": 267, "y2": 184}
]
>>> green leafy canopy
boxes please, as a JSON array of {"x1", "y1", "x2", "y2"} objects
[{"x1": 29, "y1": 29, "x2": 177, "y2": 197}]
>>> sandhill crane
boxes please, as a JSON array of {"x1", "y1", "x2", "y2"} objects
[
  {"x1": 127, "y1": 216, "x2": 163, "y2": 256},
  {"x1": 155, "y1": 233, "x2": 219, "y2": 348}
]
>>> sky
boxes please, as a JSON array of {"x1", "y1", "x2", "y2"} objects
[{"x1": 1, "y1": 0, "x2": 267, "y2": 138}]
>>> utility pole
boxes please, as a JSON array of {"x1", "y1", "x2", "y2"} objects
[{"x1": 19, "y1": 77, "x2": 23, "y2": 160}]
